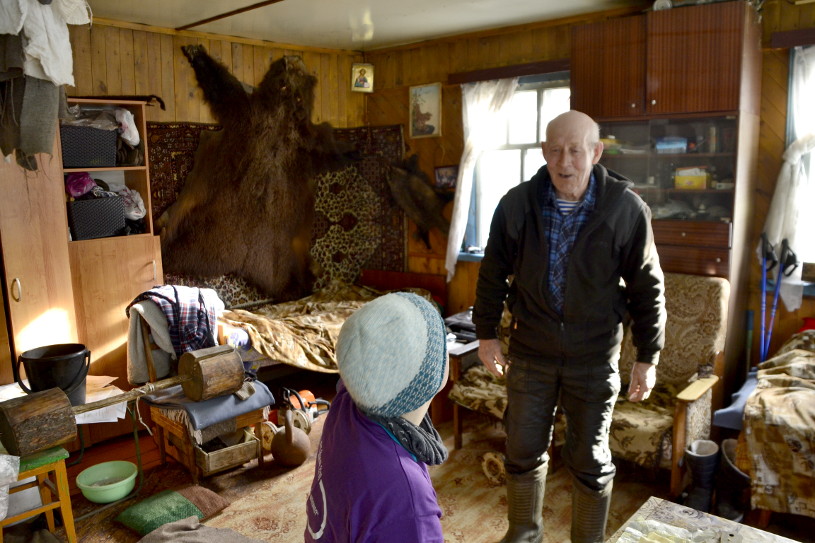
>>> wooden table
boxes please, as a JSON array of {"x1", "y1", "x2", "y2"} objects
[
  {"x1": 448, "y1": 339, "x2": 480, "y2": 449},
  {"x1": 608, "y1": 496, "x2": 798, "y2": 542}
]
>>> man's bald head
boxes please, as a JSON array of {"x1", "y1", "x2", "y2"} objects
[
  {"x1": 545, "y1": 110, "x2": 600, "y2": 146},
  {"x1": 541, "y1": 110, "x2": 603, "y2": 201}
]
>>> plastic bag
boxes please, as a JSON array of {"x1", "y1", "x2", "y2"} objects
[
  {"x1": 65, "y1": 172, "x2": 97, "y2": 198},
  {"x1": 0, "y1": 454, "x2": 20, "y2": 521},
  {"x1": 61, "y1": 105, "x2": 118, "y2": 131},
  {"x1": 115, "y1": 108, "x2": 140, "y2": 147},
  {"x1": 117, "y1": 186, "x2": 146, "y2": 220}
]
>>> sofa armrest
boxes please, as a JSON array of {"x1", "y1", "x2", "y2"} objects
[
  {"x1": 670, "y1": 375, "x2": 719, "y2": 496},
  {"x1": 676, "y1": 376, "x2": 719, "y2": 403}
]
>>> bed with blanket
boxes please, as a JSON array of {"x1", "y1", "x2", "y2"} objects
[
  {"x1": 126, "y1": 270, "x2": 447, "y2": 385},
  {"x1": 740, "y1": 328, "x2": 815, "y2": 521}
]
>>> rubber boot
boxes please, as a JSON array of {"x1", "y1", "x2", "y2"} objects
[
  {"x1": 499, "y1": 462, "x2": 547, "y2": 543},
  {"x1": 683, "y1": 439, "x2": 719, "y2": 513},
  {"x1": 714, "y1": 438, "x2": 751, "y2": 522},
  {"x1": 571, "y1": 477, "x2": 613, "y2": 543}
]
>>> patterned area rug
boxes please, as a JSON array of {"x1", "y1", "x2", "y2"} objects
[
  {"x1": 146, "y1": 122, "x2": 407, "y2": 284},
  {"x1": 60, "y1": 416, "x2": 668, "y2": 543},
  {"x1": 146, "y1": 122, "x2": 222, "y2": 224},
  {"x1": 331, "y1": 125, "x2": 406, "y2": 274}
]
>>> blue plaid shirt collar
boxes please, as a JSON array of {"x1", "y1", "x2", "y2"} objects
[
  {"x1": 542, "y1": 171, "x2": 597, "y2": 214},
  {"x1": 542, "y1": 172, "x2": 597, "y2": 314}
]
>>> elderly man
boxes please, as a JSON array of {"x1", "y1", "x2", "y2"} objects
[{"x1": 473, "y1": 110, "x2": 666, "y2": 543}]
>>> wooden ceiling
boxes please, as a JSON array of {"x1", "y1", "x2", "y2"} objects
[{"x1": 86, "y1": 0, "x2": 649, "y2": 51}]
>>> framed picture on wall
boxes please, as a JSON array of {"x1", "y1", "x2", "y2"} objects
[
  {"x1": 351, "y1": 63, "x2": 374, "y2": 93},
  {"x1": 409, "y1": 83, "x2": 442, "y2": 138},
  {"x1": 434, "y1": 165, "x2": 458, "y2": 190}
]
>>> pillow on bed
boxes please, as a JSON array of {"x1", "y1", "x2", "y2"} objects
[
  {"x1": 163, "y1": 273, "x2": 270, "y2": 308},
  {"x1": 115, "y1": 485, "x2": 228, "y2": 536}
]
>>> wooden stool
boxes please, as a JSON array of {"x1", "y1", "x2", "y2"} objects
[
  {"x1": 150, "y1": 406, "x2": 265, "y2": 484},
  {"x1": 0, "y1": 447, "x2": 76, "y2": 543}
]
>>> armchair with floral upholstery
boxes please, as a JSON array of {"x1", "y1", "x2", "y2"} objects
[{"x1": 448, "y1": 272, "x2": 730, "y2": 497}]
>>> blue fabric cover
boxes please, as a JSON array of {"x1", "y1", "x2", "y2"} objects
[
  {"x1": 142, "y1": 380, "x2": 274, "y2": 430},
  {"x1": 712, "y1": 371, "x2": 758, "y2": 431}
]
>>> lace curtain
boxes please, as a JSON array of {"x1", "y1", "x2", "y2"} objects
[
  {"x1": 444, "y1": 77, "x2": 518, "y2": 282},
  {"x1": 760, "y1": 45, "x2": 815, "y2": 311}
]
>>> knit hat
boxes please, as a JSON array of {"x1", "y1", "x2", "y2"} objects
[{"x1": 336, "y1": 292, "x2": 448, "y2": 418}]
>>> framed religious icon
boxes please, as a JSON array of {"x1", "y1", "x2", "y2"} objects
[
  {"x1": 351, "y1": 63, "x2": 374, "y2": 93},
  {"x1": 434, "y1": 165, "x2": 458, "y2": 190},
  {"x1": 409, "y1": 83, "x2": 442, "y2": 138}
]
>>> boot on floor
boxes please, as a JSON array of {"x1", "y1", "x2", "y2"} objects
[
  {"x1": 683, "y1": 439, "x2": 719, "y2": 513},
  {"x1": 499, "y1": 462, "x2": 547, "y2": 543},
  {"x1": 714, "y1": 438, "x2": 751, "y2": 522},
  {"x1": 571, "y1": 476, "x2": 612, "y2": 543}
]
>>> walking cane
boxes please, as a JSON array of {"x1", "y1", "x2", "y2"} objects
[
  {"x1": 759, "y1": 233, "x2": 777, "y2": 363},
  {"x1": 763, "y1": 238, "x2": 798, "y2": 360}
]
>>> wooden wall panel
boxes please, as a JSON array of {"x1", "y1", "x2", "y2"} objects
[
  {"x1": 67, "y1": 22, "x2": 365, "y2": 128},
  {"x1": 762, "y1": 0, "x2": 815, "y2": 45},
  {"x1": 746, "y1": 45, "x2": 815, "y2": 365},
  {"x1": 364, "y1": 11, "x2": 604, "y2": 309},
  {"x1": 63, "y1": 3, "x2": 815, "y2": 334}
]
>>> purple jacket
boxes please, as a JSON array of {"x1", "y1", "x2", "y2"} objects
[{"x1": 304, "y1": 381, "x2": 443, "y2": 542}]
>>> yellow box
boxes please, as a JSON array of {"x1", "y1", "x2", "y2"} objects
[{"x1": 674, "y1": 174, "x2": 709, "y2": 190}]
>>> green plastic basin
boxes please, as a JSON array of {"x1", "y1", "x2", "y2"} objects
[{"x1": 75, "y1": 460, "x2": 137, "y2": 503}]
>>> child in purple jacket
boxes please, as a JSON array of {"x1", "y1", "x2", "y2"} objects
[{"x1": 304, "y1": 292, "x2": 449, "y2": 542}]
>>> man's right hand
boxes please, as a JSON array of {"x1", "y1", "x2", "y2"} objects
[{"x1": 478, "y1": 338, "x2": 508, "y2": 379}]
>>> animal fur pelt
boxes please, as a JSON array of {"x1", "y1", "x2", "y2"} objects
[
  {"x1": 157, "y1": 45, "x2": 347, "y2": 302},
  {"x1": 387, "y1": 154, "x2": 451, "y2": 249}
]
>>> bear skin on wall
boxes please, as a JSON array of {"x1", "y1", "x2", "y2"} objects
[{"x1": 156, "y1": 45, "x2": 346, "y2": 302}]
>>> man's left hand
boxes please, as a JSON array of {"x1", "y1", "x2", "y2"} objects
[{"x1": 627, "y1": 362, "x2": 656, "y2": 402}]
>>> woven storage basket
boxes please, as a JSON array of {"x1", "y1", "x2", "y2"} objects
[
  {"x1": 66, "y1": 197, "x2": 126, "y2": 240},
  {"x1": 60, "y1": 125, "x2": 117, "y2": 168}
]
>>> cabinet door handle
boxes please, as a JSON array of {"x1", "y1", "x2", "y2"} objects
[
  {"x1": 681, "y1": 232, "x2": 687, "y2": 237},
  {"x1": 631, "y1": 103, "x2": 637, "y2": 109},
  {"x1": 152, "y1": 260, "x2": 157, "y2": 282},
  {"x1": 651, "y1": 99, "x2": 656, "y2": 105},
  {"x1": 11, "y1": 278, "x2": 21, "y2": 302}
]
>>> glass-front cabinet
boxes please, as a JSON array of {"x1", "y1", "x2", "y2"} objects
[
  {"x1": 600, "y1": 115, "x2": 738, "y2": 221},
  {"x1": 599, "y1": 115, "x2": 738, "y2": 277}
]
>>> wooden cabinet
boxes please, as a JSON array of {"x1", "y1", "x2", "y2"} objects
[
  {"x1": 62, "y1": 98, "x2": 163, "y2": 441},
  {"x1": 646, "y1": 2, "x2": 747, "y2": 115},
  {"x1": 572, "y1": 1, "x2": 758, "y2": 118},
  {"x1": 598, "y1": 115, "x2": 739, "y2": 277},
  {"x1": 0, "y1": 132, "x2": 78, "y2": 385},
  {"x1": 69, "y1": 236, "x2": 162, "y2": 381},
  {"x1": 572, "y1": 1, "x2": 762, "y2": 398},
  {"x1": 571, "y1": 15, "x2": 646, "y2": 119}
]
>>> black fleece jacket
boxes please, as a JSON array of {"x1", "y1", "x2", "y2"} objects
[{"x1": 472, "y1": 164, "x2": 666, "y2": 365}]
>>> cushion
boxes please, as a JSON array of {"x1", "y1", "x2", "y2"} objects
[
  {"x1": 138, "y1": 515, "x2": 267, "y2": 543},
  {"x1": 608, "y1": 386, "x2": 675, "y2": 470},
  {"x1": 448, "y1": 364, "x2": 507, "y2": 420},
  {"x1": 116, "y1": 485, "x2": 228, "y2": 536}
]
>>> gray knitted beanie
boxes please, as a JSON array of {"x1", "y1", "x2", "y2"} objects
[{"x1": 336, "y1": 292, "x2": 448, "y2": 418}]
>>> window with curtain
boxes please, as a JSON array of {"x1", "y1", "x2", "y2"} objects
[
  {"x1": 761, "y1": 44, "x2": 815, "y2": 310},
  {"x1": 787, "y1": 45, "x2": 815, "y2": 263},
  {"x1": 462, "y1": 75, "x2": 570, "y2": 254}
]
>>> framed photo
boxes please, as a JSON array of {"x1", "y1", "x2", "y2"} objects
[
  {"x1": 351, "y1": 63, "x2": 374, "y2": 93},
  {"x1": 409, "y1": 83, "x2": 442, "y2": 138},
  {"x1": 434, "y1": 165, "x2": 459, "y2": 190}
]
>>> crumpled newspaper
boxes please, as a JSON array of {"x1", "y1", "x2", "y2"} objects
[{"x1": 614, "y1": 519, "x2": 743, "y2": 543}]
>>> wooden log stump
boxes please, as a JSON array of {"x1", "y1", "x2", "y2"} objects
[{"x1": 0, "y1": 388, "x2": 76, "y2": 455}]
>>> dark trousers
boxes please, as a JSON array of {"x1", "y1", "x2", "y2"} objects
[{"x1": 503, "y1": 353, "x2": 620, "y2": 491}]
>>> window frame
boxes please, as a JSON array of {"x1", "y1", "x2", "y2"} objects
[{"x1": 459, "y1": 72, "x2": 570, "y2": 259}]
